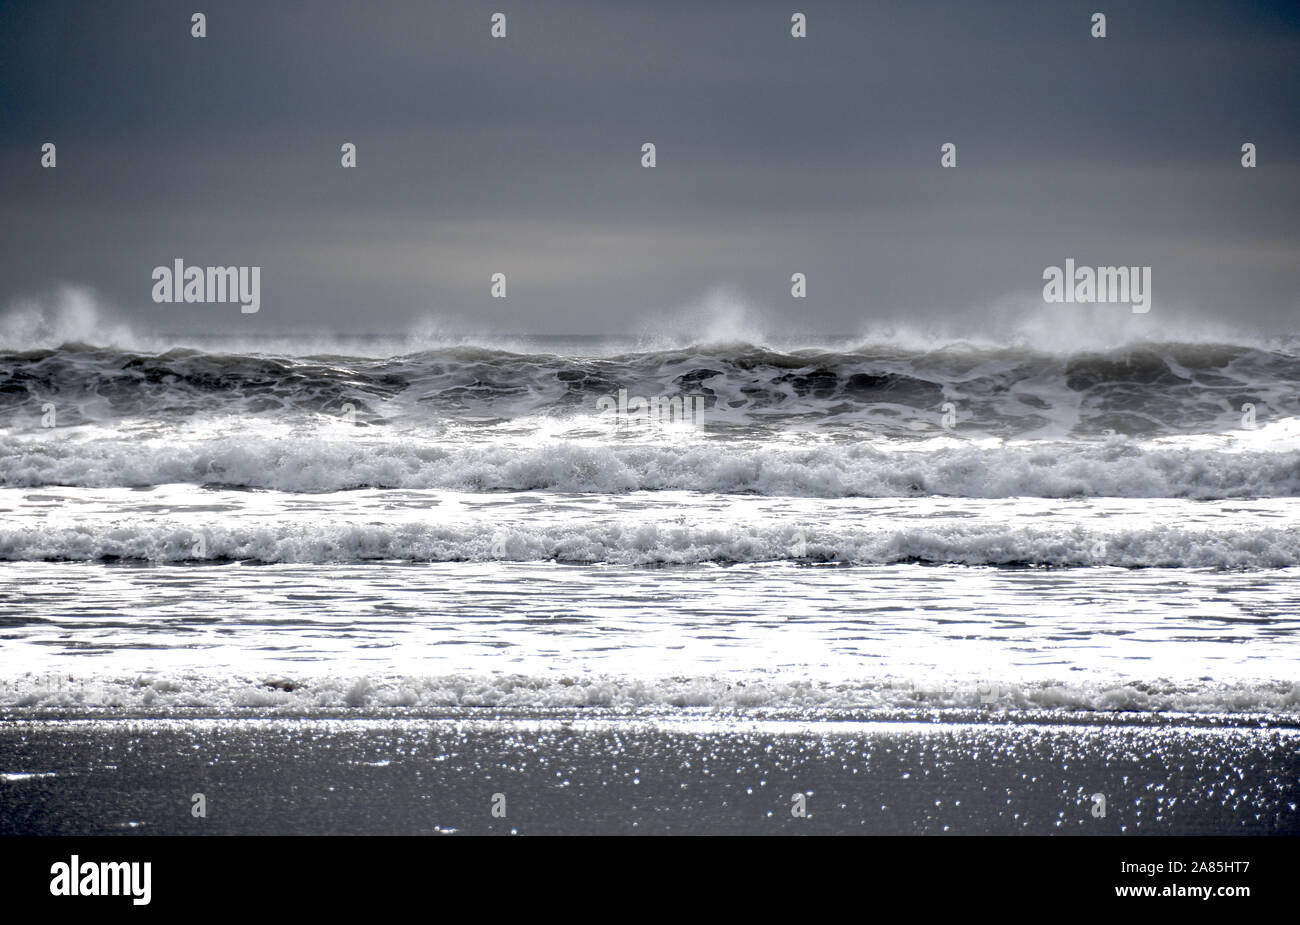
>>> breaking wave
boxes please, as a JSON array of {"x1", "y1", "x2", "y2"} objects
[{"x1": 3, "y1": 339, "x2": 1300, "y2": 439}]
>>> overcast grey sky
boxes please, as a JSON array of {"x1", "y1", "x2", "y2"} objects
[{"x1": 1, "y1": 0, "x2": 1297, "y2": 341}]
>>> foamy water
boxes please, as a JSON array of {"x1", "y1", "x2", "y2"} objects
[{"x1": 2, "y1": 332, "x2": 1298, "y2": 718}]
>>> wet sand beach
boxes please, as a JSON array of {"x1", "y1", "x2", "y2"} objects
[{"x1": 2, "y1": 713, "x2": 1296, "y2": 836}]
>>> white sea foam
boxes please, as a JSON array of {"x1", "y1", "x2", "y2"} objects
[
  {"x1": 4, "y1": 293, "x2": 1298, "y2": 724},
  {"x1": 3, "y1": 512, "x2": 1300, "y2": 567},
  {"x1": 2, "y1": 670, "x2": 1296, "y2": 716},
  {"x1": 3, "y1": 432, "x2": 1300, "y2": 500}
]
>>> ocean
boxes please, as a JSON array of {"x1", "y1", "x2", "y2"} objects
[{"x1": 1, "y1": 334, "x2": 1298, "y2": 834}]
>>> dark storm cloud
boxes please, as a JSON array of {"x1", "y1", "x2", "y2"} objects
[{"x1": 0, "y1": 0, "x2": 1297, "y2": 337}]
